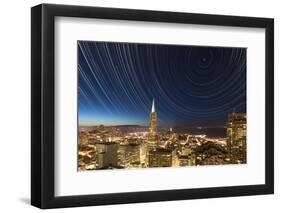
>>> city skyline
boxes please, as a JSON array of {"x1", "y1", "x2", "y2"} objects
[
  {"x1": 78, "y1": 98, "x2": 246, "y2": 170},
  {"x1": 78, "y1": 41, "x2": 246, "y2": 127},
  {"x1": 78, "y1": 41, "x2": 247, "y2": 170}
]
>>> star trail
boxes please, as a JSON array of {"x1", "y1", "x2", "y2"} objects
[{"x1": 78, "y1": 41, "x2": 246, "y2": 127}]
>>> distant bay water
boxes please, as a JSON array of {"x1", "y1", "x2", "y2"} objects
[
  {"x1": 172, "y1": 127, "x2": 227, "y2": 138},
  {"x1": 80, "y1": 125, "x2": 227, "y2": 138}
]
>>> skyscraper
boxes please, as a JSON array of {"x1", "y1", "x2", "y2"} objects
[
  {"x1": 148, "y1": 98, "x2": 158, "y2": 150},
  {"x1": 95, "y1": 142, "x2": 119, "y2": 169},
  {"x1": 118, "y1": 144, "x2": 141, "y2": 168},
  {"x1": 148, "y1": 148, "x2": 173, "y2": 167},
  {"x1": 226, "y1": 112, "x2": 247, "y2": 164}
]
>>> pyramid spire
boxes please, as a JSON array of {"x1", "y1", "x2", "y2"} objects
[{"x1": 151, "y1": 98, "x2": 155, "y2": 113}]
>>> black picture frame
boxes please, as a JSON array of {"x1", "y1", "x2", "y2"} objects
[{"x1": 31, "y1": 3, "x2": 274, "y2": 209}]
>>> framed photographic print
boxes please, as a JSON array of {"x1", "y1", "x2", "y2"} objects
[{"x1": 31, "y1": 4, "x2": 274, "y2": 209}]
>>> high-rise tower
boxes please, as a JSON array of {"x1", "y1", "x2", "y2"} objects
[
  {"x1": 226, "y1": 112, "x2": 247, "y2": 164},
  {"x1": 148, "y1": 98, "x2": 158, "y2": 150}
]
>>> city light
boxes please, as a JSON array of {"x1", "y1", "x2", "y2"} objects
[{"x1": 78, "y1": 99, "x2": 247, "y2": 170}]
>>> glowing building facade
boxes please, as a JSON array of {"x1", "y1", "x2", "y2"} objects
[
  {"x1": 118, "y1": 144, "x2": 141, "y2": 168},
  {"x1": 95, "y1": 143, "x2": 119, "y2": 169},
  {"x1": 148, "y1": 148, "x2": 173, "y2": 167},
  {"x1": 227, "y1": 112, "x2": 247, "y2": 164}
]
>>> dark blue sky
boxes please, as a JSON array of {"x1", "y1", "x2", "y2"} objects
[{"x1": 78, "y1": 41, "x2": 246, "y2": 127}]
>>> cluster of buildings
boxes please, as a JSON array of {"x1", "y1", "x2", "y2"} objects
[{"x1": 78, "y1": 99, "x2": 247, "y2": 170}]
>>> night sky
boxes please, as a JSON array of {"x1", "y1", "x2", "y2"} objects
[{"x1": 78, "y1": 41, "x2": 246, "y2": 127}]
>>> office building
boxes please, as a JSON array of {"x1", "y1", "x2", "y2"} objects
[{"x1": 227, "y1": 112, "x2": 247, "y2": 164}]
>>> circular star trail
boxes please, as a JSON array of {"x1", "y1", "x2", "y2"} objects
[{"x1": 78, "y1": 41, "x2": 246, "y2": 127}]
